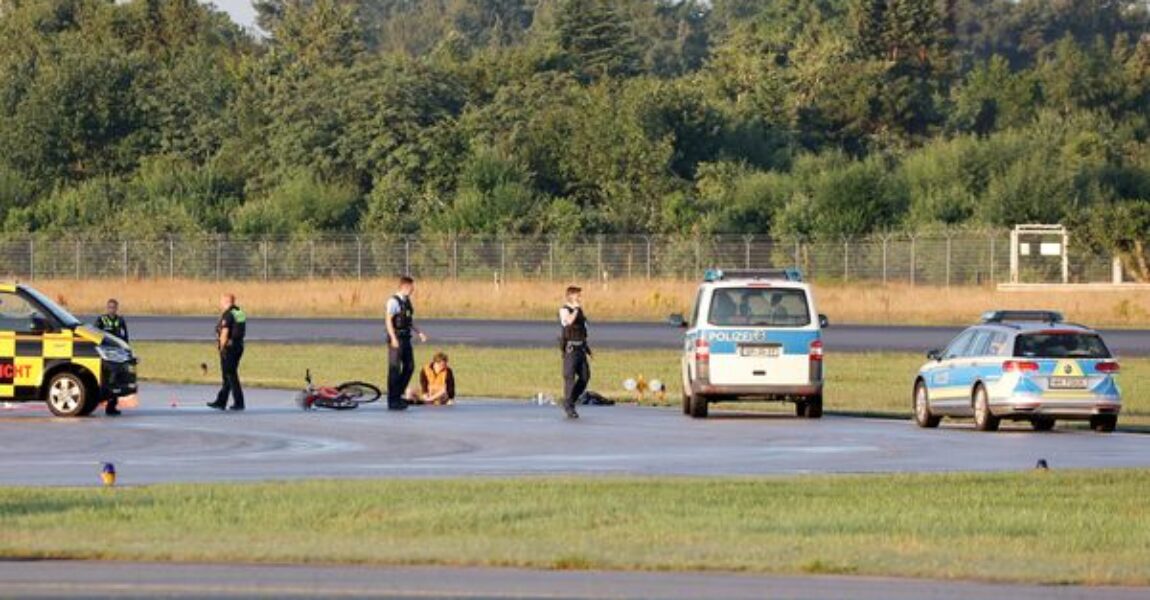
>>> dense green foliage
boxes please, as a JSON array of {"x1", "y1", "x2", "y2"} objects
[{"x1": 1, "y1": 0, "x2": 1149, "y2": 275}]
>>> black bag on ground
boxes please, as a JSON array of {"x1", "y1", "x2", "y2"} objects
[{"x1": 578, "y1": 391, "x2": 615, "y2": 406}]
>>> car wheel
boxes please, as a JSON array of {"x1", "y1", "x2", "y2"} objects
[
  {"x1": 1090, "y1": 415, "x2": 1117, "y2": 433},
  {"x1": 689, "y1": 392, "x2": 709, "y2": 419},
  {"x1": 681, "y1": 390, "x2": 691, "y2": 415},
  {"x1": 913, "y1": 381, "x2": 941, "y2": 428},
  {"x1": 972, "y1": 385, "x2": 999, "y2": 432},
  {"x1": 45, "y1": 372, "x2": 93, "y2": 418},
  {"x1": 1031, "y1": 418, "x2": 1055, "y2": 432},
  {"x1": 804, "y1": 394, "x2": 823, "y2": 419},
  {"x1": 794, "y1": 401, "x2": 808, "y2": 417}
]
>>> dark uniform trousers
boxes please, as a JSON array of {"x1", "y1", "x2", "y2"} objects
[
  {"x1": 215, "y1": 342, "x2": 245, "y2": 408},
  {"x1": 387, "y1": 336, "x2": 415, "y2": 408},
  {"x1": 563, "y1": 344, "x2": 591, "y2": 412}
]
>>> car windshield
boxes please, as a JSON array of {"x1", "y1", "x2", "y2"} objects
[
  {"x1": 708, "y1": 287, "x2": 810, "y2": 327},
  {"x1": 21, "y1": 287, "x2": 83, "y2": 328},
  {"x1": 1014, "y1": 332, "x2": 1111, "y2": 359}
]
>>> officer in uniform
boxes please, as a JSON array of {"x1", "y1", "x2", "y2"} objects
[
  {"x1": 558, "y1": 285, "x2": 591, "y2": 420},
  {"x1": 94, "y1": 298, "x2": 129, "y2": 416},
  {"x1": 95, "y1": 298, "x2": 129, "y2": 342},
  {"x1": 207, "y1": 293, "x2": 246, "y2": 412},
  {"x1": 385, "y1": 276, "x2": 427, "y2": 411}
]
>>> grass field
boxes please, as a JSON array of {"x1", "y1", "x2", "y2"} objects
[
  {"x1": 134, "y1": 342, "x2": 1150, "y2": 426},
  {"x1": 28, "y1": 277, "x2": 1150, "y2": 326},
  {"x1": 2, "y1": 472, "x2": 1149, "y2": 585}
]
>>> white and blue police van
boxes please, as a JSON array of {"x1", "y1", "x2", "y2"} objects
[{"x1": 671, "y1": 268, "x2": 829, "y2": 419}]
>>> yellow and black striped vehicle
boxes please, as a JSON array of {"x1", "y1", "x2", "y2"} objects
[{"x1": 0, "y1": 283, "x2": 137, "y2": 417}]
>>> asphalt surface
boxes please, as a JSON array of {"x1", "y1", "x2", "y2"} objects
[
  {"x1": 2, "y1": 383, "x2": 1149, "y2": 486},
  {"x1": 1, "y1": 561, "x2": 1145, "y2": 600},
  {"x1": 109, "y1": 315, "x2": 1150, "y2": 355}
]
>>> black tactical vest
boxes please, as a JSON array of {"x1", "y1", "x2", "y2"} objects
[
  {"x1": 561, "y1": 305, "x2": 587, "y2": 343},
  {"x1": 391, "y1": 295, "x2": 414, "y2": 337}
]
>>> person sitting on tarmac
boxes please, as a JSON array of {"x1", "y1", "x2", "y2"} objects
[{"x1": 416, "y1": 351, "x2": 455, "y2": 406}]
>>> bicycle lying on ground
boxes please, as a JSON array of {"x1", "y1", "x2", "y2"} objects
[{"x1": 295, "y1": 370, "x2": 381, "y2": 410}]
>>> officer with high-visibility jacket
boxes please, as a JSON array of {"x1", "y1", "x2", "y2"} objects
[
  {"x1": 207, "y1": 293, "x2": 246, "y2": 412},
  {"x1": 558, "y1": 285, "x2": 591, "y2": 419},
  {"x1": 95, "y1": 298, "x2": 129, "y2": 342},
  {"x1": 385, "y1": 276, "x2": 427, "y2": 411}
]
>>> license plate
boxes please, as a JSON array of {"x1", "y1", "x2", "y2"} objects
[
  {"x1": 1049, "y1": 377, "x2": 1088, "y2": 389},
  {"x1": 739, "y1": 345, "x2": 781, "y2": 358}
]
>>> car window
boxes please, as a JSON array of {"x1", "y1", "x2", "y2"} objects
[
  {"x1": 987, "y1": 332, "x2": 1010, "y2": 356},
  {"x1": 967, "y1": 330, "x2": 994, "y2": 357},
  {"x1": 942, "y1": 330, "x2": 975, "y2": 360},
  {"x1": 0, "y1": 292, "x2": 45, "y2": 334},
  {"x1": 1014, "y1": 332, "x2": 1112, "y2": 359},
  {"x1": 707, "y1": 287, "x2": 810, "y2": 327}
]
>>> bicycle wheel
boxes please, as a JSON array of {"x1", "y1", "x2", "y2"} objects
[
  {"x1": 314, "y1": 397, "x2": 359, "y2": 410},
  {"x1": 337, "y1": 381, "x2": 382, "y2": 405}
]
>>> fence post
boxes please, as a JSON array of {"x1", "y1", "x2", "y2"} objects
[
  {"x1": 945, "y1": 232, "x2": 953, "y2": 288},
  {"x1": 28, "y1": 238, "x2": 34, "y2": 281},
  {"x1": 75, "y1": 240, "x2": 82, "y2": 280},
  {"x1": 881, "y1": 234, "x2": 889, "y2": 285},
  {"x1": 694, "y1": 237, "x2": 701, "y2": 274},
  {"x1": 793, "y1": 237, "x2": 801, "y2": 268},
  {"x1": 744, "y1": 235, "x2": 753, "y2": 269},
  {"x1": 645, "y1": 236, "x2": 652, "y2": 279},
  {"x1": 843, "y1": 236, "x2": 850, "y2": 282},
  {"x1": 404, "y1": 237, "x2": 411, "y2": 276},
  {"x1": 309, "y1": 240, "x2": 316, "y2": 279},
  {"x1": 356, "y1": 237, "x2": 363, "y2": 280},
  {"x1": 989, "y1": 233, "x2": 996, "y2": 284},
  {"x1": 452, "y1": 234, "x2": 459, "y2": 280},
  {"x1": 548, "y1": 238, "x2": 555, "y2": 281},
  {"x1": 216, "y1": 236, "x2": 222, "y2": 281},
  {"x1": 169, "y1": 237, "x2": 175, "y2": 280},
  {"x1": 500, "y1": 238, "x2": 506, "y2": 283},
  {"x1": 597, "y1": 235, "x2": 604, "y2": 281},
  {"x1": 122, "y1": 240, "x2": 128, "y2": 281},
  {"x1": 909, "y1": 234, "x2": 916, "y2": 287},
  {"x1": 262, "y1": 241, "x2": 269, "y2": 281}
]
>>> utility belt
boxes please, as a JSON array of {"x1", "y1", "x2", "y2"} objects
[{"x1": 563, "y1": 340, "x2": 587, "y2": 352}]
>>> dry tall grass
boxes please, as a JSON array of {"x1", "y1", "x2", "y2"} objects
[{"x1": 22, "y1": 277, "x2": 1150, "y2": 326}]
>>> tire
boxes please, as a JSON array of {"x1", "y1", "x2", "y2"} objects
[
  {"x1": 972, "y1": 385, "x2": 1000, "y2": 432},
  {"x1": 1031, "y1": 418, "x2": 1056, "y2": 432},
  {"x1": 1090, "y1": 415, "x2": 1117, "y2": 433},
  {"x1": 44, "y1": 372, "x2": 94, "y2": 418},
  {"x1": 913, "y1": 382, "x2": 941, "y2": 428},
  {"x1": 689, "y1": 392, "x2": 709, "y2": 419},
  {"x1": 681, "y1": 391, "x2": 691, "y2": 415},
  {"x1": 794, "y1": 401, "x2": 808, "y2": 418},
  {"x1": 804, "y1": 394, "x2": 823, "y2": 419},
  {"x1": 337, "y1": 381, "x2": 381, "y2": 405}
]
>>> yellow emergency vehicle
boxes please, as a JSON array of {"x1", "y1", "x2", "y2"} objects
[{"x1": 0, "y1": 283, "x2": 137, "y2": 417}]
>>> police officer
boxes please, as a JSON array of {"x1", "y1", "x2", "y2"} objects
[
  {"x1": 95, "y1": 298, "x2": 129, "y2": 342},
  {"x1": 559, "y1": 285, "x2": 591, "y2": 420},
  {"x1": 385, "y1": 276, "x2": 427, "y2": 411},
  {"x1": 94, "y1": 298, "x2": 129, "y2": 416},
  {"x1": 207, "y1": 293, "x2": 246, "y2": 412}
]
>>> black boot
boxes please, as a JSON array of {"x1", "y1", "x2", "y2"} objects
[{"x1": 105, "y1": 399, "x2": 121, "y2": 417}]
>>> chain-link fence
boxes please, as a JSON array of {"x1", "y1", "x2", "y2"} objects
[{"x1": 0, "y1": 231, "x2": 1117, "y2": 285}]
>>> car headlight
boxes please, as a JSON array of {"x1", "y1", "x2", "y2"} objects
[{"x1": 96, "y1": 345, "x2": 132, "y2": 363}]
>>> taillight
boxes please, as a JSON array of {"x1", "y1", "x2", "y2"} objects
[
  {"x1": 694, "y1": 338, "x2": 710, "y2": 362},
  {"x1": 1003, "y1": 360, "x2": 1039, "y2": 373},
  {"x1": 809, "y1": 339, "x2": 823, "y2": 362},
  {"x1": 1095, "y1": 361, "x2": 1121, "y2": 374}
]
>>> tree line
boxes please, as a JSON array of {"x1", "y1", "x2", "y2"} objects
[{"x1": 0, "y1": 0, "x2": 1149, "y2": 279}]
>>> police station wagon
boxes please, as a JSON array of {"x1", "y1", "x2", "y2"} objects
[
  {"x1": 0, "y1": 283, "x2": 137, "y2": 417},
  {"x1": 672, "y1": 269, "x2": 828, "y2": 419},
  {"x1": 913, "y1": 311, "x2": 1121, "y2": 433}
]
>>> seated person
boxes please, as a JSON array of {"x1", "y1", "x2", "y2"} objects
[{"x1": 417, "y1": 352, "x2": 456, "y2": 406}]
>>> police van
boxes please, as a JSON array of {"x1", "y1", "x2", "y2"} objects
[
  {"x1": 672, "y1": 269, "x2": 828, "y2": 419},
  {"x1": 0, "y1": 283, "x2": 137, "y2": 417}
]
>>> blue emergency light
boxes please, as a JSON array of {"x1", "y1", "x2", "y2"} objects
[{"x1": 704, "y1": 268, "x2": 804, "y2": 282}]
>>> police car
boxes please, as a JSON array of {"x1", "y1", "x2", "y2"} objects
[
  {"x1": 673, "y1": 268, "x2": 828, "y2": 419},
  {"x1": 913, "y1": 311, "x2": 1122, "y2": 433},
  {"x1": 0, "y1": 283, "x2": 137, "y2": 417}
]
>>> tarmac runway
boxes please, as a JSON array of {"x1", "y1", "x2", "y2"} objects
[
  {"x1": 115, "y1": 315, "x2": 1150, "y2": 355},
  {"x1": 2, "y1": 561, "x2": 1145, "y2": 600},
  {"x1": 2, "y1": 383, "x2": 1149, "y2": 486}
]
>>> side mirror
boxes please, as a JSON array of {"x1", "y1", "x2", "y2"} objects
[
  {"x1": 818, "y1": 314, "x2": 829, "y2": 329},
  {"x1": 30, "y1": 314, "x2": 51, "y2": 333},
  {"x1": 926, "y1": 349, "x2": 942, "y2": 361},
  {"x1": 667, "y1": 313, "x2": 688, "y2": 328}
]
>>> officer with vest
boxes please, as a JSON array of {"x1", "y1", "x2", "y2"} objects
[
  {"x1": 559, "y1": 285, "x2": 591, "y2": 420},
  {"x1": 385, "y1": 276, "x2": 427, "y2": 411},
  {"x1": 93, "y1": 298, "x2": 129, "y2": 417},
  {"x1": 207, "y1": 293, "x2": 246, "y2": 412},
  {"x1": 95, "y1": 298, "x2": 129, "y2": 342}
]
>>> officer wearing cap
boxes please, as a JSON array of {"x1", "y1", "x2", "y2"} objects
[
  {"x1": 385, "y1": 275, "x2": 427, "y2": 411},
  {"x1": 558, "y1": 285, "x2": 591, "y2": 419},
  {"x1": 207, "y1": 293, "x2": 246, "y2": 412}
]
